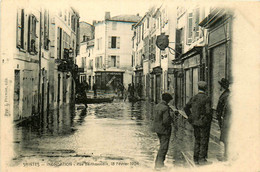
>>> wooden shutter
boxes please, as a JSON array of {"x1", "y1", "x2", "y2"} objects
[
  {"x1": 116, "y1": 36, "x2": 120, "y2": 49},
  {"x1": 116, "y1": 56, "x2": 120, "y2": 68},
  {"x1": 100, "y1": 56, "x2": 103, "y2": 68},
  {"x1": 34, "y1": 16, "x2": 38, "y2": 53},
  {"x1": 57, "y1": 27, "x2": 60, "y2": 58},
  {"x1": 107, "y1": 56, "x2": 111, "y2": 68},
  {"x1": 187, "y1": 12, "x2": 193, "y2": 44},
  {"x1": 17, "y1": 9, "x2": 22, "y2": 48},
  {"x1": 108, "y1": 36, "x2": 111, "y2": 49},
  {"x1": 28, "y1": 15, "x2": 33, "y2": 51}
]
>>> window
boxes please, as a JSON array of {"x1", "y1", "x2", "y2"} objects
[
  {"x1": 64, "y1": 10, "x2": 67, "y2": 21},
  {"x1": 108, "y1": 55, "x2": 119, "y2": 68},
  {"x1": 28, "y1": 14, "x2": 38, "y2": 54},
  {"x1": 89, "y1": 59, "x2": 93, "y2": 69},
  {"x1": 17, "y1": 9, "x2": 25, "y2": 49},
  {"x1": 147, "y1": 18, "x2": 149, "y2": 28},
  {"x1": 187, "y1": 12, "x2": 193, "y2": 44},
  {"x1": 109, "y1": 36, "x2": 120, "y2": 49},
  {"x1": 111, "y1": 36, "x2": 116, "y2": 48},
  {"x1": 68, "y1": 12, "x2": 70, "y2": 26},
  {"x1": 57, "y1": 27, "x2": 62, "y2": 59},
  {"x1": 175, "y1": 28, "x2": 183, "y2": 57},
  {"x1": 111, "y1": 56, "x2": 116, "y2": 67},
  {"x1": 44, "y1": 10, "x2": 49, "y2": 50},
  {"x1": 71, "y1": 15, "x2": 75, "y2": 31},
  {"x1": 95, "y1": 56, "x2": 103, "y2": 69},
  {"x1": 97, "y1": 38, "x2": 102, "y2": 50},
  {"x1": 112, "y1": 22, "x2": 117, "y2": 30},
  {"x1": 194, "y1": 8, "x2": 200, "y2": 38},
  {"x1": 63, "y1": 31, "x2": 70, "y2": 51},
  {"x1": 142, "y1": 23, "x2": 144, "y2": 40}
]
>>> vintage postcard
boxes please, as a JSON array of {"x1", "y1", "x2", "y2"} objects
[{"x1": 1, "y1": 0, "x2": 259, "y2": 171}]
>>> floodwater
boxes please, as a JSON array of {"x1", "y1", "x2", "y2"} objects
[{"x1": 12, "y1": 100, "x2": 187, "y2": 170}]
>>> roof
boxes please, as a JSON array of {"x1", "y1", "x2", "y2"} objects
[{"x1": 110, "y1": 15, "x2": 142, "y2": 23}]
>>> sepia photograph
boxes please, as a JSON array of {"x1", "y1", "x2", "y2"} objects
[{"x1": 0, "y1": 0, "x2": 259, "y2": 171}]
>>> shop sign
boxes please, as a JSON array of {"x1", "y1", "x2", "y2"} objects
[{"x1": 152, "y1": 67, "x2": 162, "y2": 74}]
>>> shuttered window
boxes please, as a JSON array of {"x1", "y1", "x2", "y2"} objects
[
  {"x1": 116, "y1": 56, "x2": 120, "y2": 68},
  {"x1": 57, "y1": 27, "x2": 62, "y2": 59},
  {"x1": 28, "y1": 14, "x2": 38, "y2": 54},
  {"x1": 187, "y1": 12, "x2": 193, "y2": 44},
  {"x1": 17, "y1": 9, "x2": 25, "y2": 49},
  {"x1": 44, "y1": 10, "x2": 50, "y2": 50},
  {"x1": 111, "y1": 56, "x2": 116, "y2": 67},
  {"x1": 194, "y1": 8, "x2": 200, "y2": 39},
  {"x1": 109, "y1": 36, "x2": 120, "y2": 49},
  {"x1": 111, "y1": 36, "x2": 116, "y2": 48}
]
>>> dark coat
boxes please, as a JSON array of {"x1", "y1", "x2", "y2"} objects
[
  {"x1": 184, "y1": 91, "x2": 212, "y2": 127},
  {"x1": 152, "y1": 101, "x2": 172, "y2": 135},
  {"x1": 216, "y1": 89, "x2": 231, "y2": 143}
]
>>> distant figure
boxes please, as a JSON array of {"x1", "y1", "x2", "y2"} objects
[
  {"x1": 216, "y1": 78, "x2": 231, "y2": 161},
  {"x1": 184, "y1": 81, "x2": 213, "y2": 165},
  {"x1": 128, "y1": 83, "x2": 134, "y2": 98},
  {"x1": 93, "y1": 83, "x2": 97, "y2": 98},
  {"x1": 152, "y1": 93, "x2": 173, "y2": 169}
]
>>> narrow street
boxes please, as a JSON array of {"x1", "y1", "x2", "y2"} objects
[{"x1": 12, "y1": 100, "x2": 192, "y2": 169}]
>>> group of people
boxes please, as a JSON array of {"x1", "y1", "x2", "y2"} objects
[{"x1": 152, "y1": 78, "x2": 231, "y2": 169}]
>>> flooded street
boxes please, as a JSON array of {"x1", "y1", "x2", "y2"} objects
[{"x1": 12, "y1": 100, "x2": 188, "y2": 170}]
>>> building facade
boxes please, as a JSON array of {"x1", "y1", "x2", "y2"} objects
[
  {"x1": 0, "y1": 5, "x2": 80, "y2": 122},
  {"x1": 132, "y1": 4, "x2": 177, "y2": 103},
  {"x1": 92, "y1": 12, "x2": 141, "y2": 91}
]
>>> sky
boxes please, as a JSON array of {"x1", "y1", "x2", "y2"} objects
[{"x1": 68, "y1": 0, "x2": 163, "y2": 24}]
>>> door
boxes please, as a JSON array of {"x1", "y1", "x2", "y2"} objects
[
  {"x1": 14, "y1": 70, "x2": 20, "y2": 120},
  {"x1": 210, "y1": 44, "x2": 226, "y2": 109},
  {"x1": 155, "y1": 74, "x2": 161, "y2": 104}
]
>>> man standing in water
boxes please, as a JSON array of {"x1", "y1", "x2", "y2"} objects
[
  {"x1": 184, "y1": 81, "x2": 212, "y2": 165},
  {"x1": 152, "y1": 93, "x2": 173, "y2": 169}
]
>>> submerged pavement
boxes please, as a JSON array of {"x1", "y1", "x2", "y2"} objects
[{"x1": 11, "y1": 99, "x2": 224, "y2": 170}]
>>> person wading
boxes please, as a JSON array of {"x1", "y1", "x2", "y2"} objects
[
  {"x1": 152, "y1": 93, "x2": 173, "y2": 169},
  {"x1": 184, "y1": 81, "x2": 213, "y2": 165}
]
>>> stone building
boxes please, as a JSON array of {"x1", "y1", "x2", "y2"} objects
[{"x1": 0, "y1": 4, "x2": 80, "y2": 122}]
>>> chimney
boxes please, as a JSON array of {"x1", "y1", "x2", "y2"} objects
[
  {"x1": 105, "y1": 12, "x2": 110, "y2": 20},
  {"x1": 93, "y1": 20, "x2": 97, "y2": 25},
  {"x1": 137, "y1": 13, "x2": 139, "y2": 16}
]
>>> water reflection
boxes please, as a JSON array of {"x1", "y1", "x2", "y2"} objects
[{"x1": 13, "y1": 100, "x2": 186, "y2": 169}]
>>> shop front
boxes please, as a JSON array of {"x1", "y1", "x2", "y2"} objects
[
  {"x1": 95, "y1": 71, "x2": 124, "y2": 91},
  {"x1": 199, "y1": 9, "x2": 232, "y2": 109}
]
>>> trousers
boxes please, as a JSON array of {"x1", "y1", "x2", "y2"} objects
[
  {"x1": 193, "y1": 125, "x2": 211, "y2": 161},
  {"x1": 155, "y1": 133, "x2": 171, "y2": 168}
]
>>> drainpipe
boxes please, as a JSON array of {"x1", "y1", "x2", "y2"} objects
[{"x1": 38, "y1": 10, "x2": 42, "y2": 115}]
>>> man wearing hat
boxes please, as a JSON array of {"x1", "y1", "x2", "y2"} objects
[
  {"x1": 184, "y1": 81, "x2": 213, "y2": 165},
  {"x1": 152, "y1": 93, "x2": 173, "y2": 169},
  {"x1": 216, "y1": 78, "x2": 231, "y2": 161}
]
